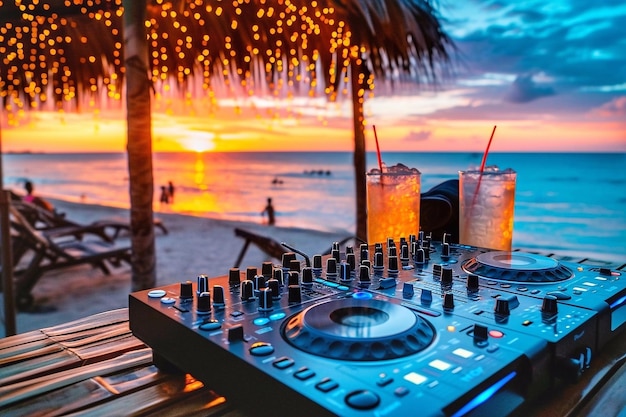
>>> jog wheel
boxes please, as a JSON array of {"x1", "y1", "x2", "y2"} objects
[
  {"x1": 282, "y1": 298, "x2": 435, "y2": 361},
  {"x1": 463, "y1": 251, "x2": 573, "y2": 283}
]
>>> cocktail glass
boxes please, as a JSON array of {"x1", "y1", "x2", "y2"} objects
[
  {"x1": 366, "y1": 164, "x2": 421, "y2": 245},
  {"x1": 459, "y1": 167, "x2": 516, "y2": 250}
]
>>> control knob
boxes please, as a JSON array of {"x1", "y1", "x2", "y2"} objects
[
  {"x1": 180, "y1": 281, "x2": 194, "y2": 302},
  {"x1": 253, "y1": 275, "x2": 266, "y2": 291},
  {"x1": 258, "y1": 288, "x2": 273, "y2": 311},
  {"x1": 326, "y1": 258, "x2": 338, "y2": 278},
  {"x1": 388, "y1": 255, "x2": 399, "y2": 274},
  {"x1": 414, "y1": 247, "x2": 425, "y2": 265},
  {"x1": 212, "y1": 285, "x2": 225, "y2": 308},
  {"x1": 287, "y1": 271, "x2": 300, "y2": 286},
  {"x1": 473, "y1": 324, "x2": 489, "y2": 345},
  {"x1": 541, "y1": 295, "x2": 559, "y2": 316},
  {"x1": 373, "y1": 252, "x2": 384, "y2": 271},
  {"x1": 312, "y1": 254, "x2": 323, "y2": 271},
  {"x1": 420, "y1": 289, "x2": 433, "y2": 305},
  {"x1": 197, "y1": 274, "x2": 208, "y2": 294},
  {"x1": 246, "y1": 267, "x2": 257, "y2": 282},
  {"x1": 467, "y1": 274, "x2": 479, "y2": 292},
  {"x1": 359, "y1": 265, "x2": 371, "y2": 284},
  {"x1": 228, "y1": 268, "x2": 241, "y2": 286},
  {"x1": 261, "y1": 261, "x2": 274, "y2": 278},
  {"x1": 196, "y1": 291, "x2": 211, "y2": 314},
  {"x1": 400, "y1": 244, "x2": 410, "y2": 266},
  {"x1": 289, "y1": 259, "x2": 301, "y2": 273},
  {"x1": 494, "y1": 298, "x2": 511, "y2": 316},
  {"x1": 241, "y1": 280, "x2": 254, "y2": 301},
  {"x1": 273, "y1": 268, "x2": 284, "y2": 286},
  {"x1": 267, "y1": 279, "x2": 280, "y2": 298},
  {"x1": 443, "y1": 293, "x2": 454, "y2": 310},
  {"x1": 441, "y1": 267, "x2": 453, "y2": 287},
  {"x1": 402, "y1": 282, "x2": 414, "y2": 299},
  {"x1": 359, "y1": 244, "x2": 369, "y2": 262},
  {"x1": 301, "y1": 267, "x2": 313, "y2": 285},
  {"x1": 281, "y1": 252, "x2": 297, "y2": 268},
  {"x1": 288, "y1": 285, "x2": 302, "y2": 304},
  {"x1": 441, "y1": 243, "x2": 450, "y2": 259},
  {"x1": 339, "y1": 262, "x2": 352, "y2": 282},
  {"x1": 346, "y1": 253, "x2": 356, "y2": 271}
]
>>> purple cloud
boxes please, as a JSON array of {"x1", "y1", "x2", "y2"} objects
[
  {"x1": 504, "y1": 74, "x2": 555, "y2": 103},
  {"x1": 404, "y1": 129, "x2": 433, "y2": 142}
]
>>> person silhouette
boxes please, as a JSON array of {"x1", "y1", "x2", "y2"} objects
[
  {"x1": 159, "y1": 185, "x2": 170, "y2": 204},
  {"x1": 168, "y1": 181, "x2": 175, "y2": 202},
  {"x1": 261, "y1": 197, "x2": 275, "y2": 225},
  {"x1": 23, "y1": 180, "x2": 55, "y2": 212}
]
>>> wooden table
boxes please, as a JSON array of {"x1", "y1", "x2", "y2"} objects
[{"x1": 1, "y1": 309, "x2": 625, "y2": 416}]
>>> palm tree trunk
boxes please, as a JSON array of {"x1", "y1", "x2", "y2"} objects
[
  {"x1": 350, "y1": 62, "x2": 367, "y2": 242},
  {"x1": 123, "y1": 0, "x2": 156, "y2": 291}
]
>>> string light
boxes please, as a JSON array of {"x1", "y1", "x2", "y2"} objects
[{"x1": 1, "y1": 0, "x2": 449, "y2": 123}]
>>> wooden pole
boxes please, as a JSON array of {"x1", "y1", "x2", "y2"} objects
[{"x1": 0, "y1": 117, "x2": 17, "y2": 336}]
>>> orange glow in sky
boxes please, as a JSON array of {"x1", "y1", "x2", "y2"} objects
[{"x1": 2, "y1": 93, "x2": 625, "y2": 153}]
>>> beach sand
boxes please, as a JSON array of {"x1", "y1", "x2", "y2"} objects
[{"x1": 0, "y1": 199, "x2": 349, "y2": 336}]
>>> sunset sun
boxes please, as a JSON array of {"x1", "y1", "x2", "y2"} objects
[{"x1": 180, "y1": 131, "x2": 216, "y2": 153}]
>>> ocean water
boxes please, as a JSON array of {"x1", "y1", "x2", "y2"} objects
[{"x1": 4, "y1": 152, "x2": 626, "y2": 263}]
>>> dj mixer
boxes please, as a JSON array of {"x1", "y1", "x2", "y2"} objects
[{"x1": 129, "y1": 234, "x2": 626, "y2": 417}]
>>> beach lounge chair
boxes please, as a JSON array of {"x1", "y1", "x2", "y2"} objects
[
  {"x1": 234, "y1": 228, "x2": 288, "y2": 268},
  {"x1": 233, "y1": 227, "x2": 359, "y2": 268},
  {"x1": 7, "y1": 206, "x2": 132, "y2": 309},
  {"x1": 11, "y1": 197, "x2": 168, "y2": 241}
]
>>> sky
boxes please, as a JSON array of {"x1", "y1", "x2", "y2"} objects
[{"x1": 2, "y1": 0, "x2": 625, "y2": 153}]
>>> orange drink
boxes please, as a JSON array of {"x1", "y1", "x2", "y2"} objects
[
  {"x1": 366, "y1": 164, "x2": 421, "y2": 244},
  {"x1": 459, "y1": 167, "x2": 516, "y2": 250}
]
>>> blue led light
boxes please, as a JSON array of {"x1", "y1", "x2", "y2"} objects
[
  {"x1": 610, "y1": 295, "x2": 626, "y2": 309},
  {"x1": 451, "y1": 371, "x2": 517, "y2": 417},
  {"x1": 253, "y1": 318, "x2": 270, "y2": 326},
  {"x1": 269, "y1": 312, "x2": 286, "y2": 321},
  {"x1": 353, "y1": 292, "x2": 373, "y2": 300}
]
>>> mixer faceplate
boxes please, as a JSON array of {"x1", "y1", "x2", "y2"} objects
[
  {"x1": 463, "y1": 251, "x2": 573, "y2": 283},
  {"x1": 282, "y1": 298, "x2": 435, "y2": 361}
]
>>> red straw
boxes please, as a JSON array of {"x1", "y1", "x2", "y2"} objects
[
  {"x1": 478, "y1": 125, "x2": 497, "y2": 174},
  {"x1": 373, "y1": 125, "x2": 383, "y2": 172},
  {"x1": 468, "y1": 125, "x2": 497, "y2": 220}
]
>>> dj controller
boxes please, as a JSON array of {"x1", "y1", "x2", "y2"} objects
[{"x1": 129, "y1": 234, "x2": 626, "y2": 417}]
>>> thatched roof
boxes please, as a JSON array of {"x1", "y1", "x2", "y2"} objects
[{"x1": 1, "y1": 0, "x2": 452, "y2": 112}]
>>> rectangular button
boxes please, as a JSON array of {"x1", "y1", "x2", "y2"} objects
[
  {"x1": 453, "y1": 348, "x2": 473, "y2": 358},
  {"x1": 316, "y1": 378, "x2": 339, "y2": 392},
  {"x1": 404, "y1": 372, "x2": 427, "y2": 385},
  {"x1": 429, "y1": 359, "x2": 451, "y2": 371},
  {"x1": 294, "y1": 367, "x2": 316, "y2": 380},
  {"x1": 273, "y1": 357, "x2": 295, "y2": 369}
]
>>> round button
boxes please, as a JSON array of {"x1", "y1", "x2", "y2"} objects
[
  {"x1": 489, "y1": 329, "x2": 504, "y2": 338},
  {"x1": 199, "y1": 320, "x2": 221, "y2": 331},
  {"x1": 345, "y1": 390, "x2": 380, "y2": 410},
  {"x1": 249, "y1": 342, "x2": 275, "y2": 356},
  {"x1": 269, "y1": 312, "x2": 286, "y2": 321},
  {"x1": 353, "y1": 291, "x2": 373, "y2": 300},
  {"x1": 253, "y1": 318, "x2": 270, "y2": 326},
  {"x1": 148, "y1": 289, "x2": 166, "y2": 298}
]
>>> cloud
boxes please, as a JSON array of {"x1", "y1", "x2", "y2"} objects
[
  {"x1": 593, "y1": 96, "x2": 626, "y2": 117},
  {"x1": 448, "y1": 1, "x2": 626, "y2": 91},
  {"x1": 404, "y1": 129, "x2": 432, "y2": 142},
  {"x1": 504, "y1": 74, "x2": 555, "y2": 103}
]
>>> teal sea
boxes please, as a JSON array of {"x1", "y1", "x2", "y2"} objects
[{"x1": 4, "y1": 152, "x2": 626, "y2": 263}]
